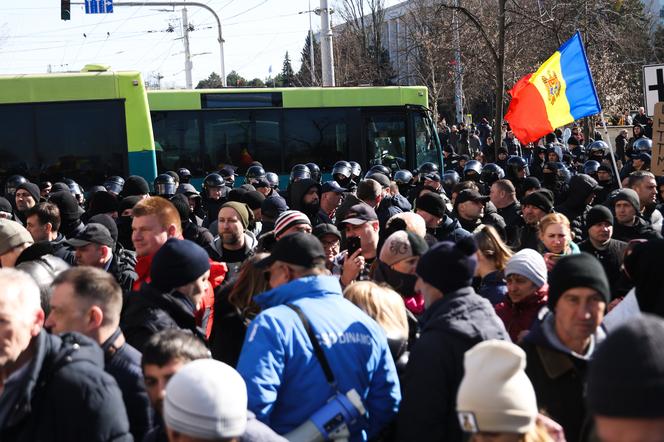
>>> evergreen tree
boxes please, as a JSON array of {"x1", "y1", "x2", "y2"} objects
[
  {"x1": 296, "y1": 34, "x2": 321, "y2": 86},
  {"x1": 247, "y1": 78, "x2": 266, "y2": 87},
  {"x1": 196, "y1": 72, "x2": 223, "y2": 89},
  {"x1": 226, "y1": 70, "x2": 246, "y2": 87},
  {"x1": 280, "y1": 52, "x2": 295, "y2": 87}
]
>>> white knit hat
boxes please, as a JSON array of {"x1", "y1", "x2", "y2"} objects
[
  {"x1": 456, "y1": 340, "x2": 538, "y2": 433},
  {"x1": 164, "y1": 359, "x2": 248, "y2": 439},
  {"x1": 504, "y1": 248, "x2": 547, "y2": 288}
]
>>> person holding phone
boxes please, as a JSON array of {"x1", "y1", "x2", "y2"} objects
[
  {"x1": 538, "y1": 213, "x2": 580, "y2": 272},
  {"x1": 339, "y1": 203, "x2": 380, "y2": 287}
]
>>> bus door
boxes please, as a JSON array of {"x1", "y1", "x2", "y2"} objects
[
  {"x1": 362, "y1": 110, "x2": 408, "y2": 172},
  {"x1": 409, "y1": 107, "x2": 444, "y2": 172}
]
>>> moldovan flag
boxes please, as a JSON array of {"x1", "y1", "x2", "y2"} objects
[{"x1": 504, "y1": 32, "x2": 601, "y2": 144}]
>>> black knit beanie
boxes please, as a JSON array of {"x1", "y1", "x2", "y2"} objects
[
  {"x1": 88, "y1": 214, "x2": 119, "y2": 245},
  {"x1": 88, "y1": 191, "x2": 119, "y2": 216},
  {"x1": 416, "y1": 193, "x2": 446, "y2": 218},
  {"x1": 48, "y1": 191, "x2": 81, "y2": 222},
  {"x1": 122, "y1": 176, "x2": 150, "y2": 197},
  {"x1": 547, "y1": 253, "x2": 610, "y2": 310},
  {"x1": 587, "y1": 314, "x2": 664, "y2": 418},
  {"x1": 416, "y1": 235, "x2": 477, "y2": 294},
  {"x1": 119, "y1": 195, "x2": 142, "y2": 214},
  {"x1": 170, "y1": 194, "x2": 191, "y2": 222},
  {"x1": 244, "y1": 191, "x2": 266, "y2": 211},
  {"x1": 150, "y1": 238, "x2": 210, "y2": 292},
  {"x1": 16, "y1": 182, "x2": 41, "y2": 203},
  {"x1": 586, "y1": 205, "x2": 613, "y2": 229}
]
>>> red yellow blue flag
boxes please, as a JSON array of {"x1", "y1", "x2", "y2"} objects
[{"x1": 504, "y1": 32, "x2": 601, "y2": 144}]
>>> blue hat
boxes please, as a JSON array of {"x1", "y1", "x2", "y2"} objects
[
  {"x1": 321, "y1": 181, "x2": 347, "y2": 194},
  {"x1": 150, "y1": 239, "x2": 210, "y2": 292}
]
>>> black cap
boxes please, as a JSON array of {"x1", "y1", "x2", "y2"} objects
[
  {"x1": 312, "y1": 223, "x2": 342, "y2": 241},
  {"x1": 66, "y1": 223, "x2": 115, "y2": 248},
  {"x1": 423, "y1": 173, "x2": 441, "y2": 182},
  {"x1": 416, "y1": 192, "x2": 446, "y2": 218},
  {"x1": 255, "y1": 232, "x2": 326, "y2": 269},
  {"x1": 341, "y1": 203, "x2": 378, "y2": 225},
  {"x1": 321, "y1": 181, "x2": 347, "y2": 194},
  {"x1": 455, "y1": 189, "x2": 490, "y2": 205},
  {"x1": 521, "y1": 190, "x2": 554, "y2": 213}
]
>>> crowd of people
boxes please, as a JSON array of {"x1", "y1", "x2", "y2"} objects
[{"x1": 0, "y1": 115, "x2": 662, "y2": 442}]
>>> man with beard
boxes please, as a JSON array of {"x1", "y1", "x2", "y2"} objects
[
  {"x1": 594, "y1": 165, "x2": 617, "y2": 205},
  {"x1": 287, "y1": 178, "x2": 323, "y2": 226},
  {"x1": 627, "y1": 171, "x2": 662, "y2": 233},
  {"x1": 209, "y1": 201, "x2": 257, "y2": 275},
  {"x1": 14, "y1": 182, "x2": 40, "y2": 225}
]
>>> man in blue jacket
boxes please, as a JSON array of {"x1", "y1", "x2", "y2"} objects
[{"x1": 236, "y1": 232, "x2": 401, "y2": 439}]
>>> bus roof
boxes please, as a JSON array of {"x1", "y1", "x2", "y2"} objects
[
  {"x1": 0, "y1": 70, "x2": 143, "y2": 104},
  {"x1": 148, "y1": 86, "x2": 429, "y2": 110}
]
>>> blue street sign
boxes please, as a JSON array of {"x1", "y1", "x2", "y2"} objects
[{"x1": 85, "y1": 0, "x2": 113, "y2": 14}]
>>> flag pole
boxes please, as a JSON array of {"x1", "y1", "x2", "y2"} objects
[{"x1": 599, "y1": 111, "x2": 622, "y2": 189}]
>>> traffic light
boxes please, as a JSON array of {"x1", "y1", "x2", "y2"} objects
[{"x1": 61, "y1": 0, "x2": 71, "y2": 20}]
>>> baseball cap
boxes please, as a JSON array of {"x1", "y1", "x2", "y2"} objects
[
  {"x1": 66, "y1": 223, "x2": 115, "y2": 248},
  {"x1": 455, "y1": 189, "x2": 490, "y2": 205},
  {"x1": 255, "y1": 232, "x2": 326, "y2": 269},
  {"x1": 312, "y1": 223, "x2": 342, "y2": 241},
  {"x1": 341, "y1": 203, "x2": 378, "y2": 225},
  {"x1": 321, "y1": 181, "x2": 347, "y2": 194}
]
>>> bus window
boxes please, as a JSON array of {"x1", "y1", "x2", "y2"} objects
[
  {"x1": 0, "y1": 100, "x2": 127, "y2": 186},
  {"x1": 152, "y1": 111, "x2": 207, "y2": 175},
  {"x1": 203, "y1": 109, "x2": 282, "y2": 174},
  {"x1": 283, "y1": 109, "x2": 348, "y2": 172},
  {"x1": 364, "y1": 114, "x2": 406, "y2": 167},
  {"x1": 412, "y1": 110, "x2": 440, "y2": 168}
]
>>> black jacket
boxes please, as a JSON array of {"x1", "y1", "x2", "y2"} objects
[
  {"x1": 208, "y1": 283, "x2": 251, "y2": 367},
  {"x1": 497, "y1": 201, "x2": 522, "y2": 247},
  {"x1": 555, "y1": 174, "x2": 598, "y2": 243},
  {"x1": 50, "y1": 232, "x2": 76, "y2": 265},
  {"x1": 425, "y1": 215, "x2": 471, "y2": 245},
  {"x1": 612, "y1": 216, "x2": 663, "y2": 242},
  {"x1": 102, "y1": 329, "x2": 153, "y2": 441},
  {"x1": 376, "y1": 194, "x2": 411, "y2": 231},
  {"x1": 287, "y1": 178, "x2": 322, "y2": 225},
  {"x1": 579, "y1": 238, "x2": 627, "y2": 298},
  {"x1": 121, "y1": 283, "x2": 206, "y2": 353},
  {"x1": 0, "y1": 331, "x2": 131, "y2": 442},
  {"x1": 109, "y1": 247, "x2": 138, "y2": 294},
  {"x1": 396, "y1": 287, "x2": 509, "y2": 442}
]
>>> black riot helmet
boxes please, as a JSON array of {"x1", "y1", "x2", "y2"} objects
[
  {"x1": 332, "y1": 161, "x2": 352, "y2": 179},
  {"x1": 443, "y1": 170, "x2": 460, "y2": 195},
  {"x1": 154, "y1": 173, "x2": 177, "y2": 198},
  {"x1": 103, "y1": 176, "x2": 125, "y2": 195},
  {"x1": 463, "y1": 160, "x2": 483, "y2": 182},
  {"x1": 506, "y1": 155, "x2": 529, "y2": 181},
  {"x1": 177, "y1": 168, "x2": 192, "y2": 184},
  {"x1": 203, "y1": 173, "x2": 225, "y2": 195},
  {"x1": 245, "y1": 165, "x2": 267, "y2": 185},
  {"x1": 543, "y1": 162, "x2": 572, "y2": 184},
  {"x1": 265, "y1": 172, "x2": 280, "y2": 189},
  {"x1": 290, "y1": 164, "x2": 311, "y2": 184},
  {"x1": 218, "y1": 167, "x2": 237, "y2": 187},
  {"x1": 367, "y1": 164, "x2": 392, "y2": 179},
  {"x1": 633, "y1": 138, "x2": 652, "y2": 154},
  {"x1": 393, "y1": 169, "x2": 413, "y2": 185},
  {"x1": 588, "y1": 140, "x2": 609, "y2": 159},
  {"x1": 4, "y1": 175, "x2": 27, "y2": 197},
  {"x1": 418, "y1": 162, "x2": 439, "y2": 179},
  {"x1": 305, "y1": 163, "x2": 322, "y2": 184},
  {"x1": 583, "y1": 160, "x2": 601, "y2": 177},
  {"x1": 64, "y1": 178, "x2": 83, "y2": 196},
  {"x1": 480, "y1": 163, "x2": 505, "y2": 186},
  {"x1": 349, "y1": 161, "x2": 362, "y2": 181}
]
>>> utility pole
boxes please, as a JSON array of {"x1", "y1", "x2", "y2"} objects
[
  {"x1": 308, "y1": 0, "x2": 316, "y2": 84},
  {"x1": 319, "y1": 0, "x2": 335, "y2": 87},
  {"x1": 452, "y1": 0, "x2": 464, "y2": 124},
  {"x1": 72, "y1": 1, "x2": 227, "y2": 86},
  {"x1": 182, "y1": 7, "x2": 193, "y2": 89}
]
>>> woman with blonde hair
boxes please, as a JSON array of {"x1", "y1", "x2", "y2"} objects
[
  {"x1": 344, "y1": 281, "x2": 410, "y2": 373},
  {"x1": 209, "y1": 253, "x2": 270, "y2": 366},
  {"x1": 457, "y1": 340, "x2": 561, "y2": 442},
  {"x1": 538, "y1": 212, "x2": 579, "y2": 271},
  {"x1": 474, "y1": 225, "x2": 513, "y2": 305}
]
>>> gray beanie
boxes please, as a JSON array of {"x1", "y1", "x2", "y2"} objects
[
  {"x1": 609, "y1": 188, "x2": 640, "y2": 213},
  {"x1": 505, "y1": 249, "x2": 547, "y2": 288}
]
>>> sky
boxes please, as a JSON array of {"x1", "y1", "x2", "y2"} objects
[{"x1": 0, "y1": 0, "x2": 402, "y2": 88}]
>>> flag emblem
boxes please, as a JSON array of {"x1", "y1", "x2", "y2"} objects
[{"x1": 542, "y1": 71, "x2": 562, "y2": 105}]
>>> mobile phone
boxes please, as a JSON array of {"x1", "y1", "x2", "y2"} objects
[{"x1": 346, "y1": 237, "x2": 362, "y2": 256}]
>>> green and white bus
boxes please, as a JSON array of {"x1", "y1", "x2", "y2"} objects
[
  {"x1": 0, "y1": 65, "x2": 158, "y2": 187},
  {"x1": 148, "y1": 86, "x2": 443, "y2": 182}
]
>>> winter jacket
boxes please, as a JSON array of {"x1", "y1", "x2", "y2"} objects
[
  {"x1": 477, "y1": 270, "x2": 508, "y2": 305},
  {"x1": 49, "y1": 232, "x2": 76, "y2": 264},
  {"x1": 182, "y1": 219, "x2": 215, "y2": 252},
  {"x1": 396, "y1": 286, "x2": 509, "y2": 442},
  {"x1": 208, "y1": 282, "x2": 252, "y2": 368},
  {"x1": 426, "y1": 215, "x2": 471, "y2": 244},
  {"x1": 108, "y1": 247, "x2": 138, "y2": 294},
  {"x1": 101, "y1": 329, "x2": 153, "y2": 442},
  {"x1": 287, "y1": 178, "x2": 322, "y2": 225},
  {"x1": 497, "y1": 201, "x2": 522, "y2": 247},
  {"x1": 495, "y1": 286, "x2": 548, "y2": 343},
  {"x1": 579, "y1": 239, "x2": 627, "y2": 297},
  {"x1": 208, "y1": 231, "x2": 258, "y2": 274},
  {"x1": 517, "y1": 221, "x2": 540, "y2": 251},
  {"x1": 0, "y1": 331, "x2": 131, "y2": 442},
  {"x1": 121, "y1": 283, "x2": 207, "y2": 353},
  {"x1": 555, "y1": 174, "x2": 599, "y2": 242},
  {"x1": 377, "y1": 194, "x2": 412, "y2": 231},
  {"x1": 612, "y1": 216, "x2": 663, "y2": 242},
  {"x1": 521, "y1": 313, "x2": 605, "y2": 442},
  {"x1": 236, "y1": 275, "x2": 401, "y2": 439}
]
